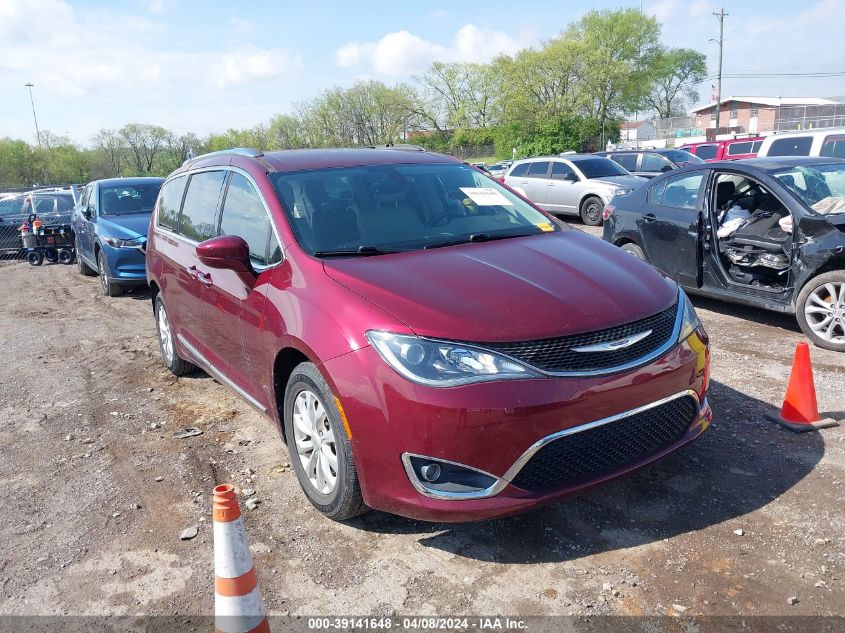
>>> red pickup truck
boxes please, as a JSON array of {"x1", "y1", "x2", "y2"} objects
[{"x1": 677, "y1": 137, "x2": 764, "y2": 162}]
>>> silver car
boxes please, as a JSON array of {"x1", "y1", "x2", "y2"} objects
[{"x1": 503, "y1": 155, "x2": 646, "y2": 226}]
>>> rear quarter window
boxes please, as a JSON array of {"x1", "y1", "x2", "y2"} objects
[
  {"x1": 611, "y1": 153, "x2": 639, "y2": 171},
  {"x1": 768, "y1": 136, "x2": 813, "y2": 157},
  {"x1": 156, "y1": 175, "x2": 188, "y2": 231}
]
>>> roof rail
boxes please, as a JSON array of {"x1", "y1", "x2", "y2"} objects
[
  {"x1": 183, "y1": 147, "x2": 263, "y2": 166},
  {"x1": 368, "y1": 143, "x2": 426, "y2": 151}
]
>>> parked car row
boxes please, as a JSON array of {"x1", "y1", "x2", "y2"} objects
[{"x1": 62, "y1": 146, "x2": 712, "y2": 523}]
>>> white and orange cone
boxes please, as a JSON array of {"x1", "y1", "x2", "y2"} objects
[{"x1": 213, "y1": 484, "x2": 270, "y2": 633}]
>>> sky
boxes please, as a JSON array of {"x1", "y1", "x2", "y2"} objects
[{"x1": 1, "y1": 0, "x2": 844, "y2": 146}]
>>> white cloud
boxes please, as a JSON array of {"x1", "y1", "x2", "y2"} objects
[
  {"x1": 147, "y1": 0, "x2": 164, "y2": 15},
  {"x1": 0, "y1": 0, "x2": 302, "y2": 96},
  {"x1": 336, "y1": 24, "x2": 521, "y2": 77}
]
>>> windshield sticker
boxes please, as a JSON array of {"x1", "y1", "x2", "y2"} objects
[
  {"x1": 459, "y1": 187, "x2": 513, "y2": 206},
  {"x1": 535, "y1": 222, "x2": 554, "y2": 232}
]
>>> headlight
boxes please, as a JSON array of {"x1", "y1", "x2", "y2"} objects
[
  {"x1": 678, "y1": 289, "x2": 702, "y2": 342},
  {"x1": 612, "y1": 188, "x2": 632, "y2": 197},
  {"x1": 104, "y1": 236, "x2": 145, "y2": 249},
  {"x1": 367, "y1": 331, "x2": 540, "y2": 387}
]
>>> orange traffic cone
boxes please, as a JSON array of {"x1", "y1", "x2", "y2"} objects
[
  {"x1": 768, "y1": 342, "x2": 838, "y2": 432},
  {"x1": 213, "y1": 484, "x2": 270, "y2": 633}
]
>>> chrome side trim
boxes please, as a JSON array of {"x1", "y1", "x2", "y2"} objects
[
  {"x1": 403, "y1": 389, "x2": 701, "y2": 501},
  {"x1": 401, "y1": 453, "x2": 505, "y2": 500},
  {"x1": 176, "y1": 333, "x2": 267, "y2": 413}
]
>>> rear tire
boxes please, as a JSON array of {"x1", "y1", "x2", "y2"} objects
[
  {"x1": 154, "y1": 295, "x2": 194, "y2": 376},
  {"x1": 621, "y1": 242, "x2": 646, "y2": 261},
  {"x1": 283, "y1": 362, "x2": 367, "y2": 521},
  {"x1": 76, "y1": 239, "x2": 95, "y2": 276},
  {"x1": 580, "y1": 195, "x2": 604, "y2": 226},
  {"x1": 27, "y1": 251, "x2": 44, "y2": 266},
  {"x1": 98, "y1": 250, "x2": 123, "y2": 297},
  {"x1": 796, "y1": 270, "x2": 845, "y2": 352},
  {"x1": 59, "y1": 249, "x2": 74, "y2": 265}
]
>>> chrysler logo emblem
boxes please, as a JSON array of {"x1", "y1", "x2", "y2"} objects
[{"x1": 571, "y1": 329, "x2": 652, "y2": 353}]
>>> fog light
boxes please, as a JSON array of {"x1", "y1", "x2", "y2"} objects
[
  {"x1": 420, "y1": 463, "x2": 441, "y2": 482},
  {"x1": 403, "y1": 454, "x2": 501, "y2": 499}
]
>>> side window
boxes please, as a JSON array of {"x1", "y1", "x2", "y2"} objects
[
  {"x1": 768, "y1": 136, "x2": 812, "y2": 157},
  {"x1": 220, "y1": 173, "x2": 282, "y2": 266},
  {"x1": 156, "y1": 175, "x2": 187, "y2": 231},
  {"x1": 726, "y1": 142, "x2": 752, "y2": 156},
  {"x1": 695, "y1": 144, "x2": 719, "y2": 160},
  {"x1": 550, "y1": 161, "x2": 576, "y2": 180},
  {"x1": 820, "y1": 135, "x2": 845, "y2": 159},
  {"x1": 0, "y1": 197, "x2": 23, "y2": 217},
  {"x1": 641, "y1": 153, "x2": 672, "y2": 172},
  {"x1": 508, "y1": 163, "x2": 529, "y2": 177},
  {"x1": 657, "y1": 172, "x2": 704, "y2": 210},
  {"x1": 33, "y1": 196, "x2": 55, "y2": 213},
  {"x1": 179, "y1": 171, "x2": 225, "y2": 241},
  {"x1": 613, "y1": 153, "x2": 639, "y2": 172},
  {"x1": 79, "y1": 186, "x2": 91, "y2": 209},
  {"x1": 751, "y1": 140, "x2": 763, "y2": 153},
  {"x1": 526, "y1": 161, "x2": 550, "y2": 178},
  {"x1": 56, "y1": 196, "x2": 74, "y2": 212}
]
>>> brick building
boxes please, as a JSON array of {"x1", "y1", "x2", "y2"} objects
[{"x1": 689, "y1": 96, "x2": 844, "y2": 134}]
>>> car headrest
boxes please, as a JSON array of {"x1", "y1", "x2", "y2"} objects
[{"x1": 716, "y1": 180, "x2": 735, "y2": 206}]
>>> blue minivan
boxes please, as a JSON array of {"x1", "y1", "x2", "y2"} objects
[{"x1": 73, "y1": 177, "x2": 164, "y2": 295}]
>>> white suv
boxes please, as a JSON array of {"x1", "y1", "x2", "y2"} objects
[{"x1": 757, "y1": 127, "x2": 845, "y2": 159}]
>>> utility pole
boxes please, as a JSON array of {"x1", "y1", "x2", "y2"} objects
[
  {"x1": 25, "y1": 83, "x2": 42, "y2": 148},
  {"x1": 712, "y1": 9, "x2": 728, "y2": 131}
]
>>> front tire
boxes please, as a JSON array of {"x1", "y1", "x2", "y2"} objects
[
  {"x1": 154, "y1": 296, "x2": 194, "y2": 376},
  {"x1": 796, "y1": 270, "x2": 845, "y2": 352},
  {"x1": 580, "y1": 195, "x2": 604, "y2": 226},
  {"x1": 283, "y1": 362, "x2": 367, "y2": 521},
  {"x1": 97, "y1": 250, "x2": 123, "y2": 297},
  {"x1": 621, "y1": 242, "x2": 646, "y2": 260}
]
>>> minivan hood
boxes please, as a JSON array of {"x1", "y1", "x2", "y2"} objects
[
  {"x1": 591, "y1": 175, "x2": 647, "y2": 189},
  {"x1": 98, "y1": 213, "x2": 152, "y2": 240},
  {"x1": 322, "y1": 230, "x2": 677, "y2": 342}
]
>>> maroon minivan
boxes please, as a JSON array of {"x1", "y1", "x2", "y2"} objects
[{"x1": 146, "y1": 146, "x2": 712, "y2": 522}]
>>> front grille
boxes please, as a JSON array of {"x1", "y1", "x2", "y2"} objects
[
  {"x1": 510, "y1": 394, "x2": 698, "y2": 492},
  {"x1": 482, "y1": 301, "x2": 678, "y2": 373}
]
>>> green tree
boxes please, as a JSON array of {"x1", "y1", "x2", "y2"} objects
[{"x1": 642, "y1": 47, "x2": 708, "y2": 118}]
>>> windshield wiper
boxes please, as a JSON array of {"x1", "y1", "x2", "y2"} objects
[
  {"x1": 424, "y1": 231, "x2": 539, "y2": 249},
  {"x1": 313, "y1": 245, "x2": 399, "y2": 257}
]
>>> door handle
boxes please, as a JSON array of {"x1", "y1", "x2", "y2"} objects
[
  {"x1": 186, "y1": 265, "x2": 198, "y2": 279},
  {"x1": 196, "y1": 271, "x2": 213, "y2": 287},
  {"x1": 643, "y1": 213, "x2": 657, "y2": 223}
]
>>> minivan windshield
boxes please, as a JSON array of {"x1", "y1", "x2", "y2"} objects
[
  {"x1": 572, "y1": 157, "x2": 629, "y2": 179},
  {"x1": 773, "y1": 163, "x2": 845, "y2": 214},
  {"x1": 100, "y1": 184, "x2": 161, "y2": 216},
  {"x1": 270, "y1": 163, "x2": 560, "y2": 256}
]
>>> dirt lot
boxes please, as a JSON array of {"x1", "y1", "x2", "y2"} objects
[{"x1": 0, "y1": 223, "x2": 843, "y2": 623}]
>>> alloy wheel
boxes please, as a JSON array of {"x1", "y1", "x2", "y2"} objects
[
  {"x1": 292, "y1": 389, "x2": 338, "y2": 495},
  {"x1": 804, "y1": 282, "x2": 845, "y2": 344},
  {"x1": 98, "y1": 253, "x2": 108, "y2": 294},
  {"x1": 157, "y1": 303, "x2": 174, "y2": 364}
]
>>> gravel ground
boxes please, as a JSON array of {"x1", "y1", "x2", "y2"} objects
[{"x1": 0, "y1": 223, "x2": 843, "y2": 620}]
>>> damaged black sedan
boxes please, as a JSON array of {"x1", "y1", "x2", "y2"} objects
[{"x1": 602, "y1": 157, "x2": 845, "y2": 351}]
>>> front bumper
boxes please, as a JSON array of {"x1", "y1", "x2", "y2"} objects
[
  {"x1": 324, "y1": 329, "x2": 710, "y2": 522},
  {"x1": 102, "y1": 242, "x2": 148, "y2": 282}
]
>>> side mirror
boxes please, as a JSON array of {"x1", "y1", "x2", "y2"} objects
[
  {"x1": 83, "y1": 205, "x2": 93, "y2": 220},
  {"x1": 196, "y1": 235, "x2": 253, "y2": 274},
  {"x1": 564, "y1": 172, "x2": 579, "y2": 182},
  {"x1": 661, "y1": 165, "x2": 673, "y2": 173}
]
